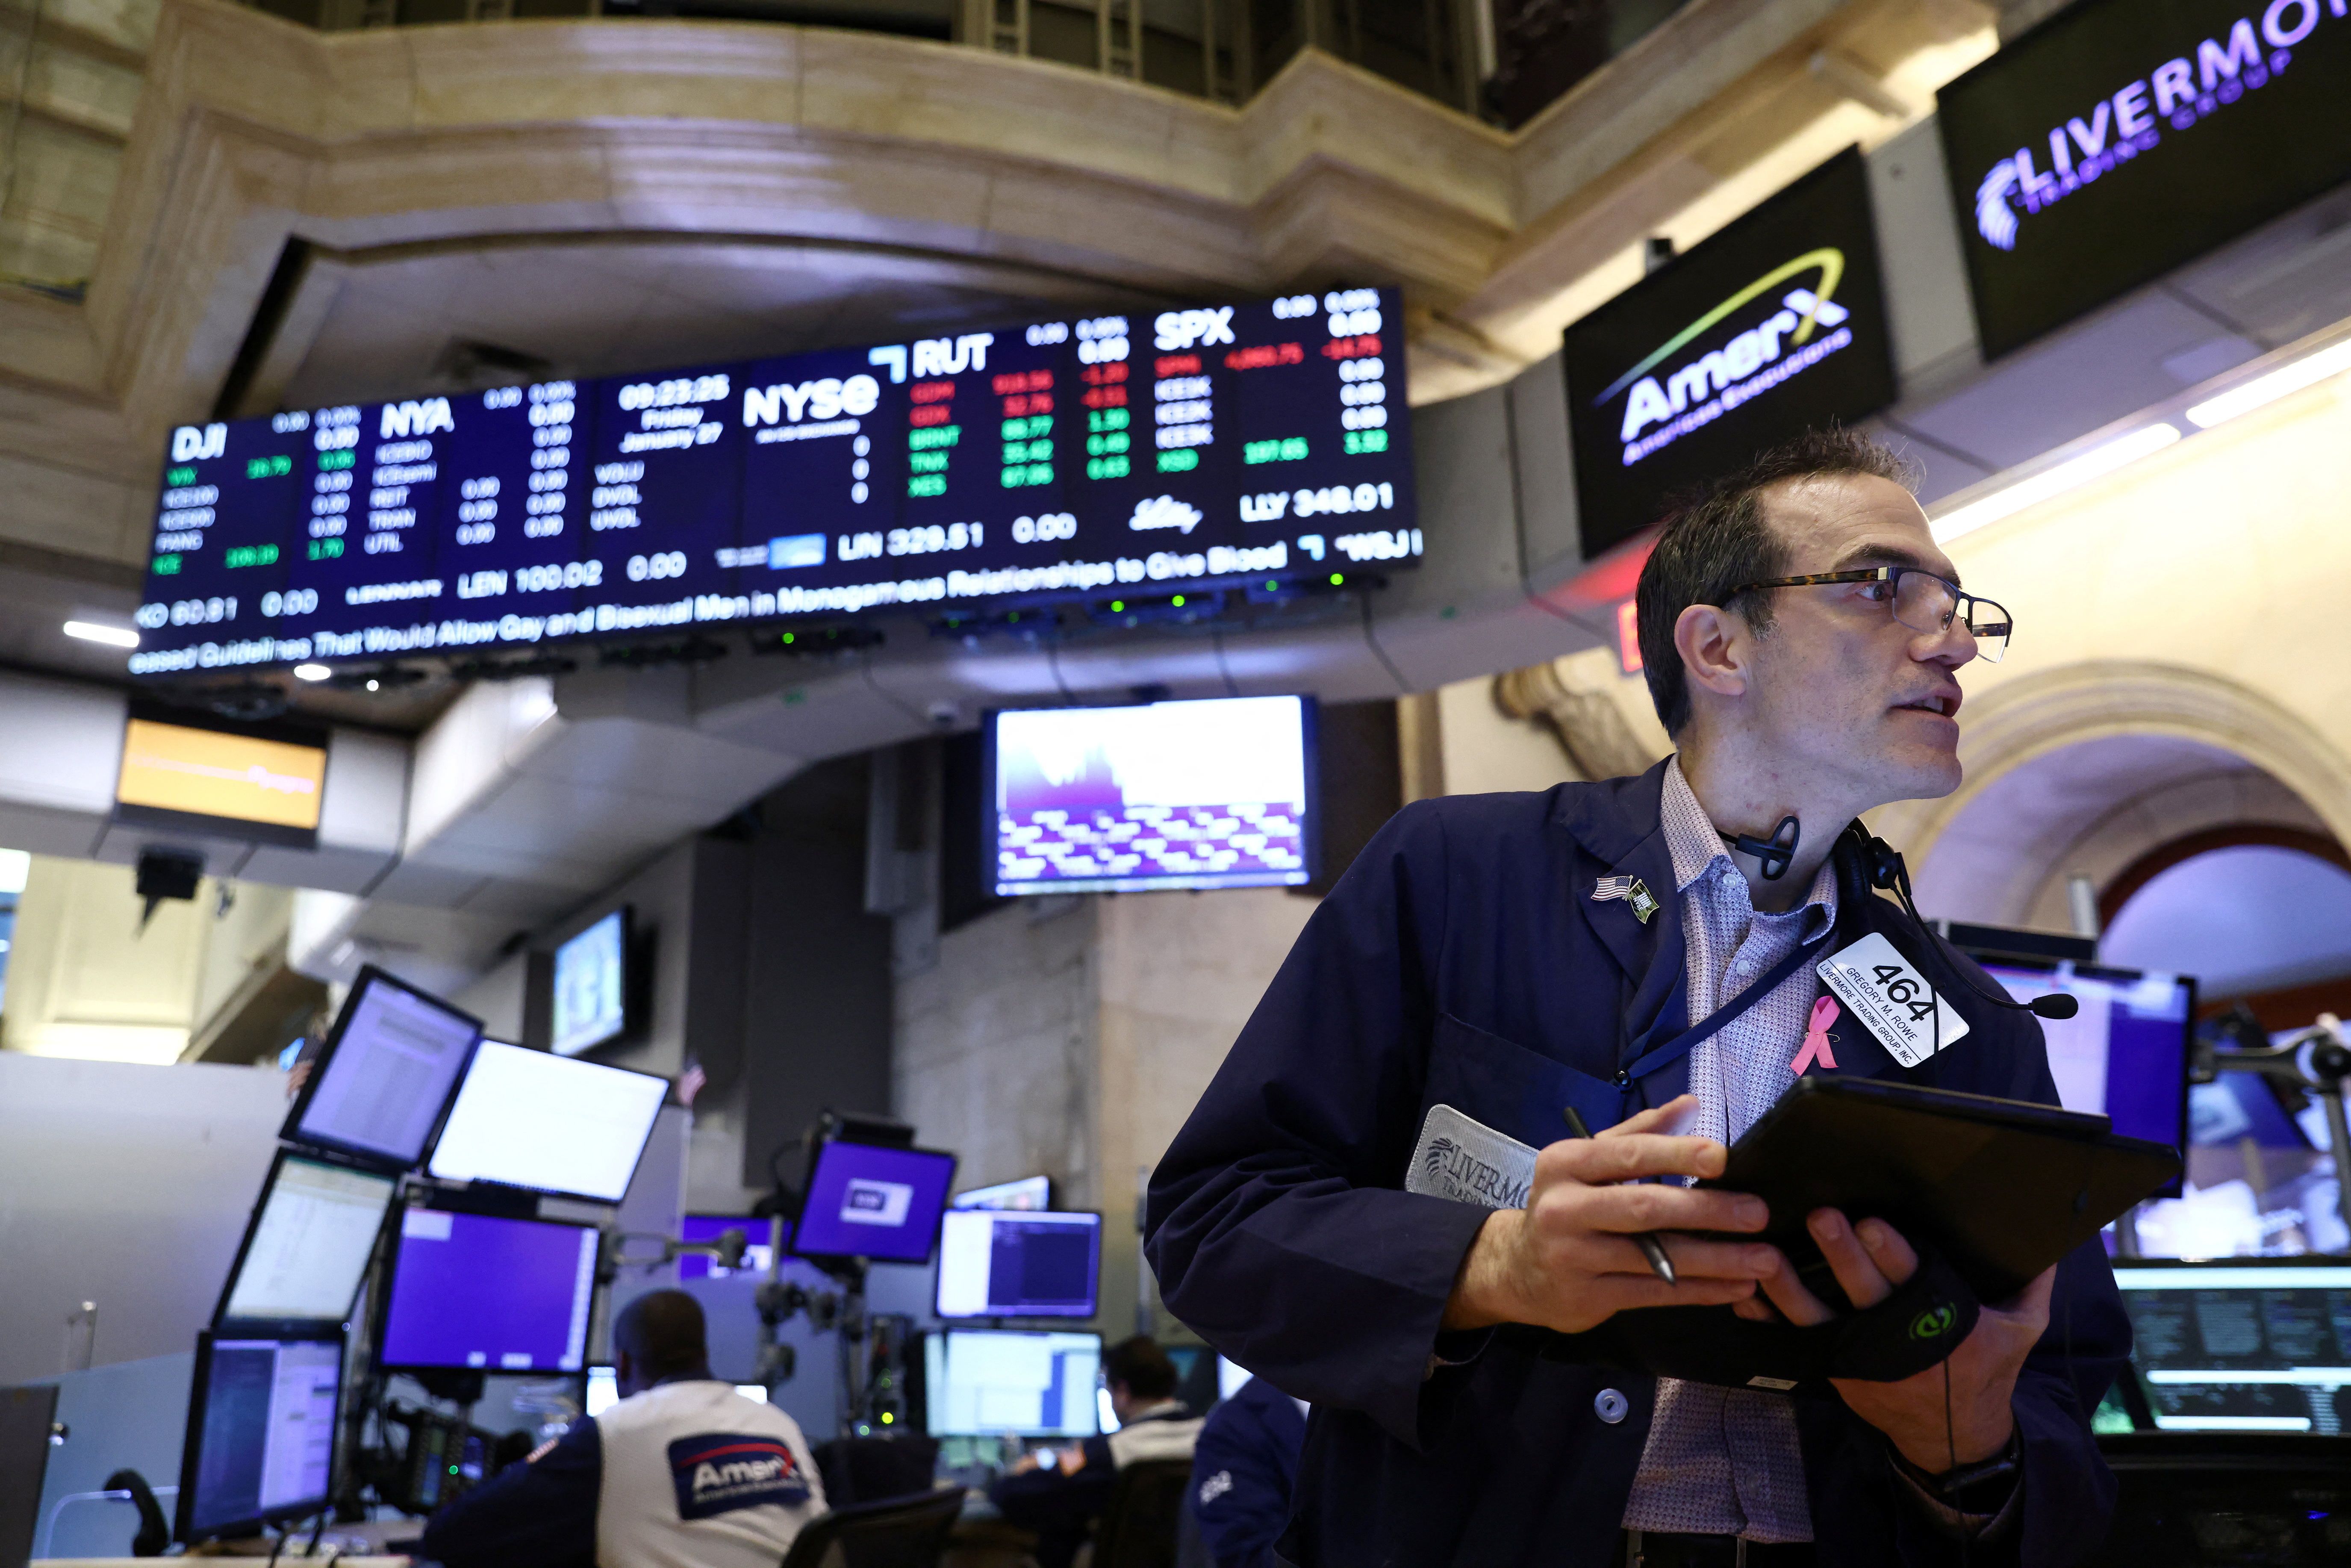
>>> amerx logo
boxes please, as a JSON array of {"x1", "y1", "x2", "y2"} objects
[
  {"x1": 668, "y1": 1434, "x2": 810, "y2": 1520},
  {"x1": 1596, "y1": 250, "x2": 1853, "y2": 470}
]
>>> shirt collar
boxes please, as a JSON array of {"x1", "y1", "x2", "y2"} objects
[{"x1": 1660, "y1": 756, "x2": 1838, "y2": 925}]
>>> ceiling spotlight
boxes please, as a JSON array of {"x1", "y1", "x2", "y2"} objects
[
  {"x1": 64, "y1": 620, "x2": 139, "y2": 649},
  {"x1": 365, "y1": 679, "x2": 380, "y2": 692},
  {"x1": 292, "y1": 663, "x2": 332, "y2": 682}
]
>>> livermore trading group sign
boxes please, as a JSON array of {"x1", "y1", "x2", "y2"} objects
[
  {"x1": 1560, "y1": 148, "x2": 1898, "y2": 559},
  {"x1": 1939, "y1": 0, "x2": 2351, "y2": 356}
]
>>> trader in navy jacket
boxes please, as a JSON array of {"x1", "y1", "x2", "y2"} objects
[{"x1": 1146, "y1": 430, "x2": 2130, "y2": 1568}]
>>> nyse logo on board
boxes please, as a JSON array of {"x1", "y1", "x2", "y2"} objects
[
  {"x1": 380, "y1": 398, "x2": 457, "y2": 439},
  {"x1": 742, "y1": 375, "x2": 882, "y2": 427}
]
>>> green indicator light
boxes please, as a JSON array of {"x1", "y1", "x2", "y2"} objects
[
  {"x1": 1111, "y1": 600, "x2": 1123, "y2": 612},
  {"x1": 154, "y1": 554, "x2": 182, "y2": 575},
  {"x1": 165, "y1": 466, "x2": 196, "y2": 486},
  {"x1": 781, "y1": 632, "x2": 795, "y2": 644},
  {"x1": 1330, "y1": 573, "x2": 1343, "y2": 585},
  {"x1": 1172, "y1": 595, "x2": 1184, "y2": 607},
  {"x1": 1264, "y1": 579, "x2": 1276, "y2": 590}
]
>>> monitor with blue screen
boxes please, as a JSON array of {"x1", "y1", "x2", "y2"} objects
[
  {"x1": 924, "y1": 1330, "x2": 1102, "y2": 1438},
  {"x1": 379, "y1": 1208, "x2": 599, "y2": 1373},
  {"x1": 1968, "y1": 953, "x2": 2192, "y2": 1195},
  {"x1": 935, "y1": 1209, "x2": 1101, "y2": 1319},
  {"x1": 789, "y1": 1137, "x2": 956, "y2": 1264},
  {"x1": 174, "y1": 1330, "x2": 344, "y2": 1543}
]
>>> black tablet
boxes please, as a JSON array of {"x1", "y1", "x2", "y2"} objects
[{"x1": 1699, "y1": 1076, "x2": 2181, "y2": 1306}]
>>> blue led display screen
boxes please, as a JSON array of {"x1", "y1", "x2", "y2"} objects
[{"x1": 129, "y1": 292, "x2": 1418, "y2": 674}]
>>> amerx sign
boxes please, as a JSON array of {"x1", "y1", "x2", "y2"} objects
[
  {"x1": 1562, "y1": 148, "x2": 1897, "y2": 560},
  {"x1": 1939, "y1": 0, "x2": 2351, "y2": 356}
]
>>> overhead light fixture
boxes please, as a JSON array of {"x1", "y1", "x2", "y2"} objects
[
  {"x1": 1932, "y1": 423, "x2": 2182, "y2": 544},
  {"x1": 2185, "y1": 338, "x2": 2351, "y2": 430},
  {"x1": 63, "y1": 620, "x2": 139, "y2": 649},
  {"x1": 292, "y1": 663, "x2": 332, "y2": 682}
]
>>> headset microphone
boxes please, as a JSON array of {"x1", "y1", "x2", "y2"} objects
[{"x1": 1838, "y1": 822, "x2": 2080, "y2": 1021}]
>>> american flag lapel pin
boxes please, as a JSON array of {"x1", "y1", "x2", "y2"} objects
[{"x1": 1592, "y1": 875, "x2": 1659, "y2": 925}]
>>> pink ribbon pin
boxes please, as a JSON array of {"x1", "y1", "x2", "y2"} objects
[{"x1": 1791, "y1": 996, "x2": 1840, "y2": 1075}]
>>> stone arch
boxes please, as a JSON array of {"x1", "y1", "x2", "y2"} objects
[{"x1": 1868, "y1": 660, "x2": 2351, "y2": 930}]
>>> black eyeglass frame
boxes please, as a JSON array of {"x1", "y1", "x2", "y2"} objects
[{"x1": 1719, "y1": 566, "x2": 2013, "y2": 658}]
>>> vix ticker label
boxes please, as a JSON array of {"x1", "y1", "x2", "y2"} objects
[{"x1": 1406, "y1": 1104, "x2": 1537, "y2": 1210}]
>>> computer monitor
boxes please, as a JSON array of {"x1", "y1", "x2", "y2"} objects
[
  {"x1": 215, "y1": 1151, "x2": 399, "y2": 1328},
  {"x1": 676, "y1": 1215, "x2": 778, "y2": 1281},
  {"x1": 584, "y1": 1365, "x2": 618, "y2": 1419},
  {"x1": 922, "y1": 1330, "x2": 1102, "y2": 1438},
  {"x1": 789, "y1": 1136, "x2": 957, "y2": 1265},
  {"x1": 427, "y1": 1040, "x2": 668, "y2": 1204},
  {"x1": 2114, "y1": 1259, "x2": 2351, "y2": 1434},
  {"x1": 174, "y1": 1330, "x2": 343, "y2": 1544},
  {"x1": 952, "y1": 1175, "x2": 1052, "y2": 1211},
  {"x1": 552, "y1": 908, "x2": 632, "y2": 1058},
  {"x1": 986, "y1": 695, "x2": 1319, "y2": 896},
  {"x1": 935, "y1": 1210, "x2": 1101, "y2": 1319},
  {"x1": 1, "y1": 1384, "x2": 59, "y2": 1568},
  {"x1": 378, "y1": 1208, "x2": 599, "y2": 1373},
  {"x1": 281, "y1": 966, "x2": 483, "y2": 1173},
  {"x1": 1966, "y1": 949, "x2": 2193, "y2": 1194}
]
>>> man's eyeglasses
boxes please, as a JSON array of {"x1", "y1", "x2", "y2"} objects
[{"x1": 1721, "y1": 566, "x2": 2012, "y2": 663}]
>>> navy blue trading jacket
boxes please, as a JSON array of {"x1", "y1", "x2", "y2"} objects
[
  {"x1": 1143, "y1": 762, "x2": 2130, "y2": 1568},
  {"x1": 1190, "y1": 1375, "x2": 1309, "y2": 1568}
]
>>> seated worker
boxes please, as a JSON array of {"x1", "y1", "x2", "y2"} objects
[
  {"x1": 1188, "y1": 1371, "x2": 1307, "y2": 1568},
  {"x1": 420, "y1": 1289, "x2": 825, "y2": 1568},
  {"x1": 990, "y1": 1335, "x2": 1205, "y2": 1568},
  {"x1": 1146, "y1": 430, "x2": 2130, "y2": 1566}
]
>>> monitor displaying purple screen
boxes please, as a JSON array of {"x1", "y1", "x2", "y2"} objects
[
  {"x1": 380, "y1": 1209, "x2": 598, "y2": 1372},
  {"x1": 1980, "y1": 962, "x2": 2191, "y2": 1157},
  {"x1": 991, "y1": 696, "x2": 1313, "y2": 895},
  {"x1": 790, "y1": 1141, "x2": 956, "y2": 1263}
]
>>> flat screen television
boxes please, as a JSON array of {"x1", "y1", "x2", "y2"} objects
[
  {"x1": 214, "y1": 1150, "x2": 399, "y2": 1329},
  {"x1": 551, "y1": 908, "x2": 631, "y2": 1057},
  {"x1": 174, "y1": 1329, "x2": 344, "y2": 1543},
  {"x1": 987, "y1": 695, "x2": 1318, "y2": 896},
  {"x1": 114, "y1": 708, "x2": 328, "y2": 849},
  {"x1": 935, "y1": 1209, "x2": 1102, "y2": 1319},
  {"x1": 952, "y1": 1175, "x2": 1052, "y2": 1212},
  {"x1": 1961, "y1": 940, "x2": 2193, "y2": 1197},
  {"x1": 922, "y1": 1329, "x2": 1103, "y2": 1438},
  {"x1": 2113, "y1": 1258, "x2": 2351, "y2": 1433},
  {"x1": 378, "y1": 1208, "x2": 600, "y2": 1373},
  {"x1": 787, "y1": 1135, "x2": 957, "y2": 1265},
  {"x1": 427, "y1": 1040, "x2": 668, "y2": 1204},
  {"x1": 280, "y1": 966, "x2": 483, "y2": 1173}
]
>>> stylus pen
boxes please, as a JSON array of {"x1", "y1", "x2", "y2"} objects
[{"x1": 1562, "y1": 1106, "x2": 1676, "y2": 1285}]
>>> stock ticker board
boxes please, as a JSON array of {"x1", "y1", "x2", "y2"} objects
[{"x1": 131, "y1": 289, "x2": 1420, "y2": 675}]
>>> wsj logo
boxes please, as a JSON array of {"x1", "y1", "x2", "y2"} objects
[
  {"x1": 380, "y1": 398, "x2": 456, "y2": 439},
  {"x1": 839, "y1": 1178, "x2": 914, "y2": 1227},
  {"x1": 1155, "y1": 307, "x2": 1234, "y2": 352},
  {"x1": 171, "y1": 423, "x2": 227, "y2": 462},
  {"x1": 742, "y1": 375, "x2": 881, "y2": 427},
  {"x1": 1972, "y1": 5, "x2": 2336, "y2": 251},
  {"x1": 1599, "y1": 250, "x2": 1853, "y2": 466}
]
